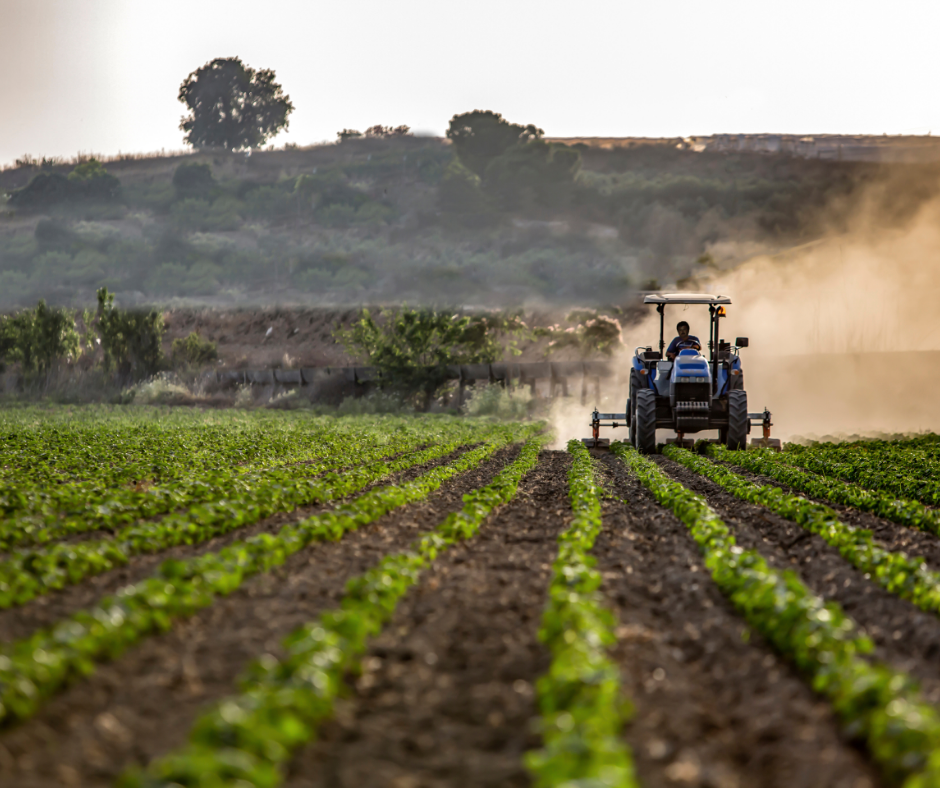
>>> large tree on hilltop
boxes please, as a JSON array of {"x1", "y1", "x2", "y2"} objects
[
  {"x1": 178, "y1": 57, "x2": 294, "y2": 150},
  {"x1": 446, "y1": 110, "x2": 543, "y2": 178}
]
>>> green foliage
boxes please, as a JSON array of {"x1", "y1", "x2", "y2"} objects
[
  {"x1": 178, "y1": 57, "x2": 294, "y2": 150},
  {"x1": 8, "y1": 159, "x2": 120, "y2": 211},
  {"x1": 336, "y1": 128, "x2": 362, "y2": 141},
  {"x1": 0, "y1": 418, "x2": 536, "y2": 733},
  {"x1": 682, "y1": 445, "x2": 940, "y2": 616},
  {"x1": 0, "y1": 300, "x2": 80, "y2": 375},
  {"x1": 95, "y1": 287, "x2": 165, "y2": 379},
  {"x1": 462, "y1": 383, "x2": 531, "y2": 419},
  {"x1": 446, "y1": 110, "x2": 543, "y2": 179},
  {"x1": 121, "y1": 430, "x2": 542, "y2": 788},
  {"x1": 438, "y1": 159, "x2": 489, "y2": 214},
  {"x1": 336, "y1": 307, "x2": 523, "y2": 407},
  {"x1": 615, "y1": 441, "x2": 940, "y2": 787},
  {"x1": 171, "y1": 331, "x2": 219, "y2": 366},
  {"x1": 484, "y1": 139, "x2": 581, "y2": 210},
  {"x1": 525, "y1": 440, "x2": 637, "y2": 786},
  {"x1": 536, "y1": 311, "x2": 624, "y2": 358},
  {"x1": 172, "y1": 162, "x2": 216, "y2": 199}
]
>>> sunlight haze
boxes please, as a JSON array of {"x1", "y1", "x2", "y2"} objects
[{"x1": 2, "y1": 0, "x2": 939, "y2": 165}]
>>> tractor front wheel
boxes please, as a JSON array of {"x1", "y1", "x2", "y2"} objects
[
  {"x1": 635, "y1": 389, "x2": 657, "y2": 454},
  {"x1": 726, "y1": 390, "x2": 748, "y2": 450}
]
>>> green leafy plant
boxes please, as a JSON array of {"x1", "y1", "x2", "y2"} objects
[
  {"x1": 94, "y1": 287, "x2": 165, "y2": 380},
  {"x1": 525, "y1": 439, "x2": 638, "y2": 787},
  {"x1": 171, "y1": 331, "x2": 219, "y2": 366},
  {"x1": 0, "y1": 300, "x2": 80, "y2": 376},
  {"x1": 120, "y1": 434, "x2": 545, "y2": 788},
  {"x1": 616, "y1": 441, "x2": 940, "y2": 786}
]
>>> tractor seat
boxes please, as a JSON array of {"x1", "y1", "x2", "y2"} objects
[{"x1": 677, "y1": 349, "x2": 700, "y2": 357}]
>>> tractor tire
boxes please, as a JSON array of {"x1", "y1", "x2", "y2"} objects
[
  {"x1": 634, "y1": 389, "x2": 657, "y2": 454},
  {"x1": 726, "y1": 390, "x2": 748, "y2": 450}
]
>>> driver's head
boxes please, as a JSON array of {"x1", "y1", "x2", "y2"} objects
[{"x1": 677, "y1": 321, "x2": 690, "y2": 339}]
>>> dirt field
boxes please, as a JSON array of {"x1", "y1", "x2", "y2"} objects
[{"x1": 6, "y1": 433, "x2": 938, "y2": 787}]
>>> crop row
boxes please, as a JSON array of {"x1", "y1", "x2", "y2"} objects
[
  {"x1": 666, "y1": 445, "x2": 940, "y2": 620},
  {"x1": 712, "y1": 444, "x2": 940, "y2": 536},
  {"x1": 524, "y1": 440, "x2": 637, "y2": 787},
  {"x1": 0, "y1": 422, "x2": 432, "y2": 551},
  {"x1": 613, "y1": 441, "x2": 940, "y2": 786},
  {"x1": 0, "y1": 410, "x2": 352, "y2": 488},
  {"x1": 121, "y1": 435, "x2": 547, "y2": 788},
  {"x1": 0, "y1": 415, "x2": 474, "y2": 536},
  {"x1": 779, "y1": 441, "x2": 940, "y2": 506},
  {"x1": 0, "y1": 424, "x2": 510, "y2": 608},
  {"x1": 0, "y1": 424, "x2": 539, "y2": 727}
]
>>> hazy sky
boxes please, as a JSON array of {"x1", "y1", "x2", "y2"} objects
[{"x1": 3, "y1": 0, "x2": 939, "y2": 166}]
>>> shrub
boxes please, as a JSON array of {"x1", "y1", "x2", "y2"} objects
[
  {"x1": 172, "y1": 163, "x2": 216, "y2": 199},
  {"x1": 172, "y1": 331, "x2": 219, "y2": 366},
  {"x1": 0, "y1": 300, "x2": 81, "y2": 375},
  {"x1": 95, "y1": 287, "x2": 165, "y2": 380}
]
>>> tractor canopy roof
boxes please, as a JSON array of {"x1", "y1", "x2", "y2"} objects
[{"x1": 643, "y1": 293, "x2": 732, "y2": 305}]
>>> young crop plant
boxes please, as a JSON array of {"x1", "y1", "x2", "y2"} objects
[
  {"x1": 614, "y1": 441, "x2": 940, "y2": 787},
  {"x1": 668, "y1": 446, "x2": 940, "y2": 620},
  {"x1": 713, "y1": 445, "x2": 940, "y2": 536},
  {"x1": 525, "y1": 439, "x2": 638, "y2": 788},
  {"x1": 119, "y1": 435, "x2": 547, "y2": 788},
  {"x1": 0, "y1": 425, "x2": 540, "y2": 727},
  {"x1": 0, "y1": 425, "x2": 499, "y2": 607}
]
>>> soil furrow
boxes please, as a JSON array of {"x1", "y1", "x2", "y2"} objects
[
  {"x1": 717, "y1": 459, "x2": 940, "y2": 572},
  {"x1": 598, "y1": 453, "x2": 879, "y2": 788},
  {"x1": 0, "y1": 444, "x2": 478, "y2": 645},
  {"x1": 657, "y1": 456, "x2": 940, "y2": 707},
  {"x1": 0, "y1": 443, "x2": 519, "y2": 788},
  {"x1": 280, "y1": 451, "x2": 570, "y2": 788}
]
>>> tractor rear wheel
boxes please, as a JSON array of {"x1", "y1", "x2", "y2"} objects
[
  {"x1": 635, "y1": 389, "x2": 657, "y2": 454},
  {"x1": 726, "y1": 390, "x2": 748, "y2": 450}
]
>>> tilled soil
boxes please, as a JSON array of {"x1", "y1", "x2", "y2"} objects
[
  {"x1": 596, "y1": 454, "x2": 878, "y2": 788},
  {"x1": 717, "y1": 459, "x2": 940, "y2": 573},
  {"x1": 281, "y1": 452, "x2": 570, "y2": 788},
  {"x1": 0, "y1": 444, "x2": 519, "y2": 788},
  {"x1": 0, "y1": 444, "x2": 476, "y2": 644},
  {"x1": 658, "y1": 456, "x2": 940, "y2": 707}
]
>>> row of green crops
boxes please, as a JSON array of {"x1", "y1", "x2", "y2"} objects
[
  {"x1": 0, "y1": 408, "x2": 355, "y2": 489},
  {"x1": 780, "y1": 438, "x2": 940, "y2": 505},
  {"x1": 0, "y1": 414, "x2": 472, "y2": 543},
  {"x1": 120, "y1": 435, "x2": 547, "y2": 788},
  {"x1": 0, "y1": 424, "x2": 541, "y2": 727},
  {"x1": 712, "y1": 444, "x2": 940, "y2": 536},
  {"x1": 524, "y1": 440, "x2": 637, "y2": 787},
  {"x1": 0, "y1": 423, "x2": 504, "y2": 608},
  {"x1": 613, "y1": 441, "x2": 940, "y2": 787},
  {"x1": 0, "y1": 425, "x2": 421, "y2": 551},
  {"x1": 666, "y1": 446, "x2": 940, "y2": 619}
]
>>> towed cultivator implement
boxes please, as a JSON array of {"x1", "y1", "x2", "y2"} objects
[{"x1": 584, "y1": 293, "x2": 780, "y2": 452}]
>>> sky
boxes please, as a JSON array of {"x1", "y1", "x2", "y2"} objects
[{"x1": 3, "y1": 0, "x2": 940, "y2": 167}]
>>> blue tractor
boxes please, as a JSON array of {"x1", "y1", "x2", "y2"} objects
[{"x1": 585, "y1": 293, "x2": 778, "y2": 453}]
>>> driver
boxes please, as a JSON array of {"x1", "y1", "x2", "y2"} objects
[{"x1": 666, "y1": 321, "x2": 701, "y2": 360}]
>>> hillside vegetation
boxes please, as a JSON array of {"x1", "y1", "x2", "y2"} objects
[{"x1": 2, "y1": 129, "x2": 937, "y2": 309}]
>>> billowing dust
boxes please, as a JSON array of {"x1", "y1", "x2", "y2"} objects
[{"x1": 552, "y1": 192, "x2": 940, "y2": 445}]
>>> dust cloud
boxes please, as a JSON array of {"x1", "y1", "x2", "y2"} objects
[{"x1": 552, "y1": 190, "x2": 940, "y2": 445}]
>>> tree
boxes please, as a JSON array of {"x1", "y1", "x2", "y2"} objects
[
  {"x1": 178, "y1": 57, "x2": 294, "y2": 150},
  {"x1": 336, "y1": 307, "x2": 524, "y2": 410},
  {"x1": 95, "y1": 288, "x2": 165, "y2": 381},
  {"x1": 0, "y1": 301, "x2": 80, "y2": 375},
  {"x1": 446, "y1": 111, "x2": 543, "y2": 178}
]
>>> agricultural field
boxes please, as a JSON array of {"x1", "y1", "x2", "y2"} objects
[{"x1": 3, "y1": 409, "x2": 940, "y2": 786}]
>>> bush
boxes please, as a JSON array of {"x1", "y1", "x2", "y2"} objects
[
  {"x1": 95, "y1": 287, "x2": 165, "y2": 380},
  {"x1": 0, "y1": 300, "x2": 81, "y2": 375},
  {"x1": 172, "y1": 163, "x2": 216, "y2": 199},
  {"x1": 172, "y1": 331, "x2": 219, "y2": 366},
  {"x1": 462, "y1": 383, "x2": 531, "y2": 419}
]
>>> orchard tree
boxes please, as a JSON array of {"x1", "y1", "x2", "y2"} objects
[{"x1": 178, "y1": 57, "x2": 294, "y2": 150}]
